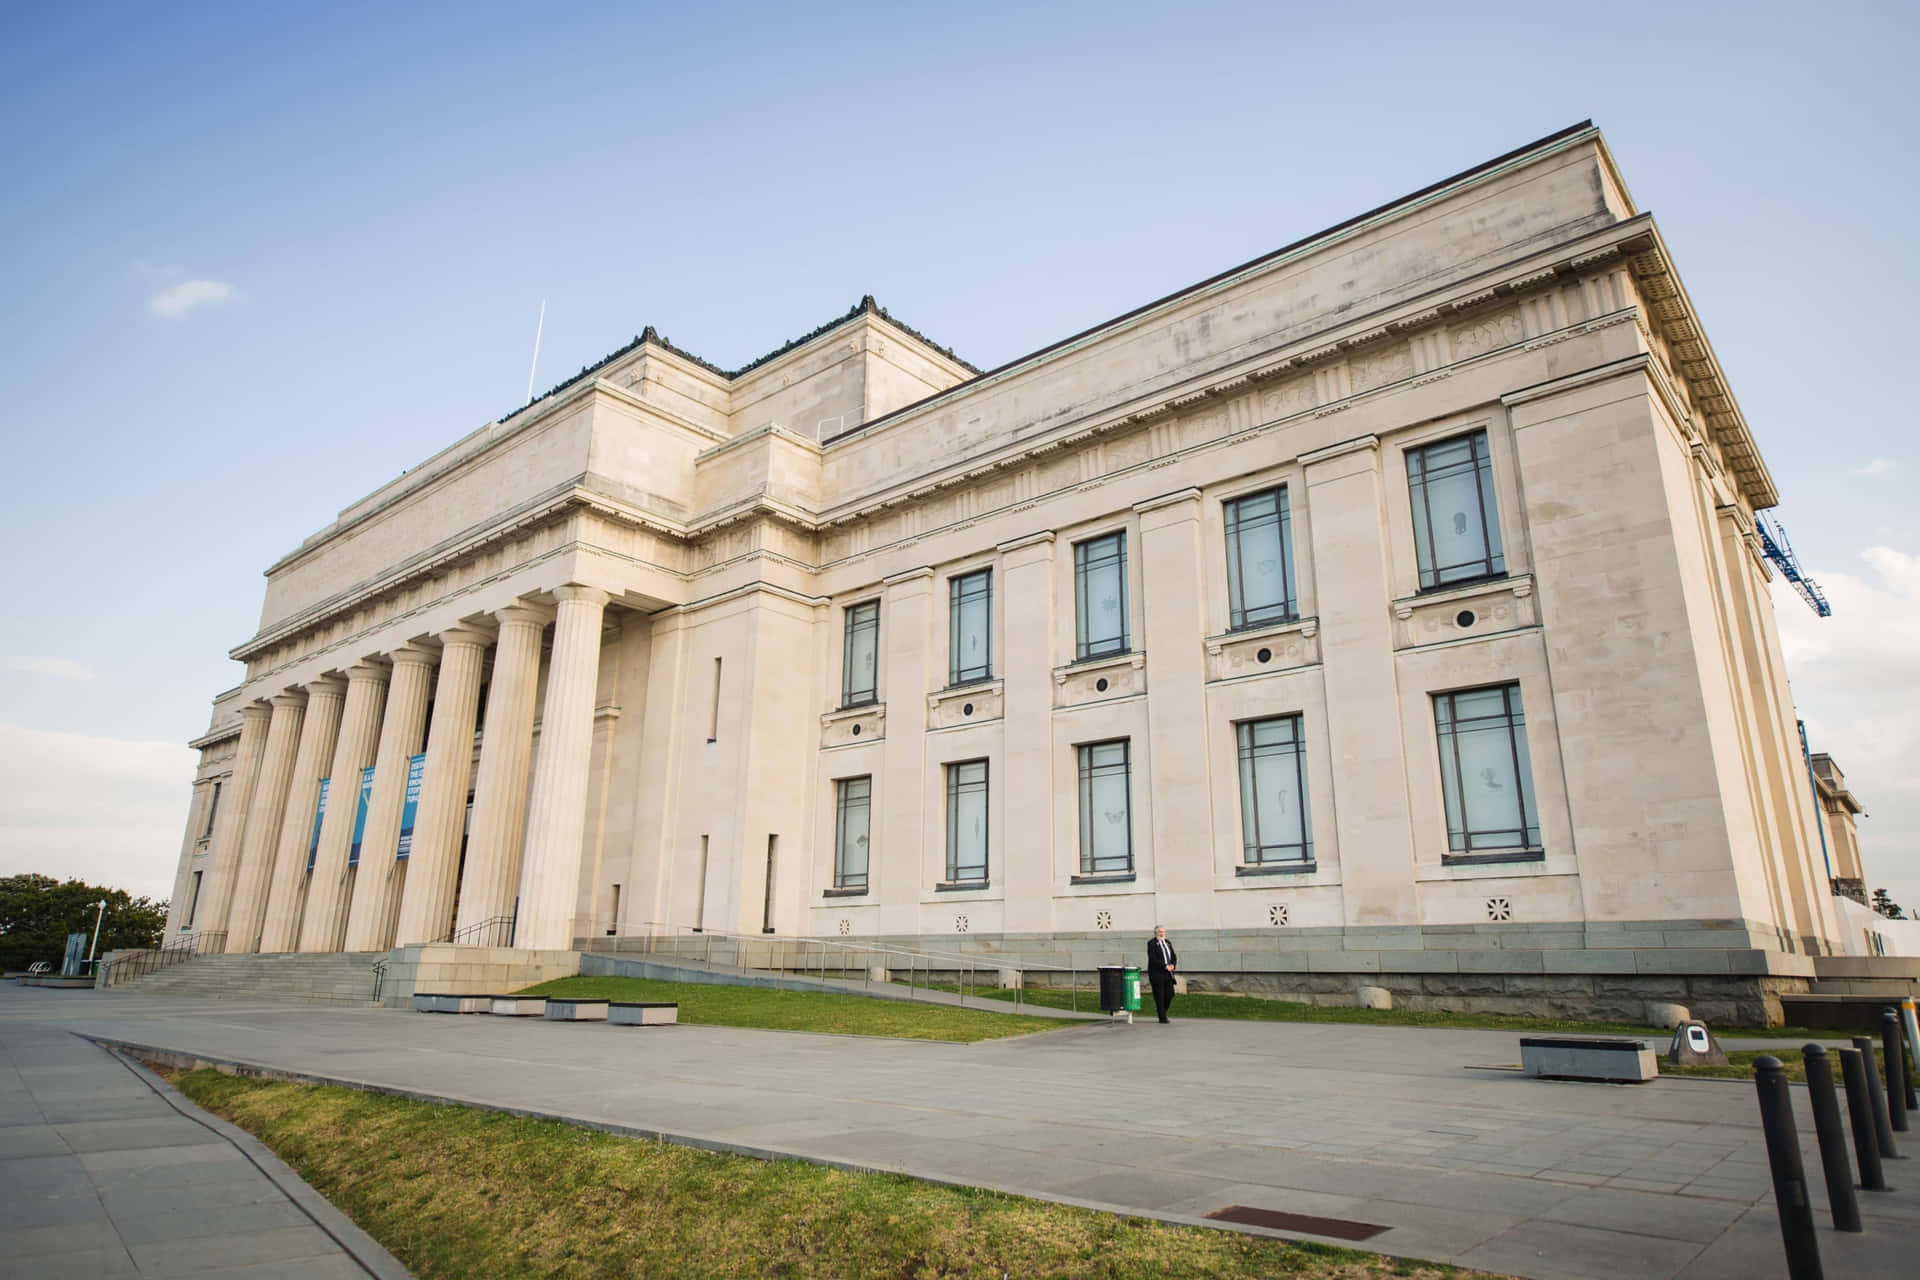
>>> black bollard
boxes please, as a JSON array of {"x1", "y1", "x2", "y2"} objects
[
  {"x1": 1836, "y1": 1047, "x2": 1888, "y2": 1191},
  {"x1": 1881, "y1": 1011, "x2": 1909, "y2": 1134},
  {"x1": 1801, "y1": 1045, "x2": 1862, "y2": 1231},
  {"x1": 1854, "y1": 1035, "x2": 1899, "y2": 1158},
  {"x1": 1899, "y1": 1007, "x2": 1919, "y2": 1112},
  {"x1": 1753, "y1": 1056, "x2": 1823, "y2": 1280}
]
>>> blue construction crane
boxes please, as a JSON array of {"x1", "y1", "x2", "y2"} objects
[{"x1": 1756, "y1": 515, "x2": 1831, "y2": 617}]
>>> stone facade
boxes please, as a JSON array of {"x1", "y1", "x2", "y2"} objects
[{"x1": 162, "y1": 123, "x2": 1852, "y2": 1017}]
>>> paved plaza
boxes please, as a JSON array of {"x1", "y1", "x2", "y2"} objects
[{"x1": 3, "y1": 982, "x2": 1915, "y2": 1278}]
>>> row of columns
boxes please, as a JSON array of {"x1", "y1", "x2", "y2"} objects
[{"x1": 192, "y1": 586, "x2": 610, "y2": 956}]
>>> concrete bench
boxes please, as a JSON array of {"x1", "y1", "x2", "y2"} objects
[
  {"x1": 544, "y1": 998, "x2": 609, "y2": 1022},
  {"x1": 608, "y1": 1001, "x2": 678, "y2": 1026},
  {"x1": 413, "y1": 992, "x2": 491, "y2": 1014},
  {"x1": 487, "y1": 995, "x2": 548, "y2": 1017},
  {"x1": 1520, "y1": 1036, "x2": 1658, "y2": 1083}
]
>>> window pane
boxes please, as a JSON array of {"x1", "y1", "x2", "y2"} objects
[
  {"x1": 1237, "y1": 716, "x2": 1311, "y2": 862},
  {"x1": 1434, "y1": 685, "x2": 1539, "y2": 853},
  {"x1": 946, "y1": 760, "x2": 988, "y2": 882},
  {"x1": 835, "y1": 776, "x2": 871, "y2": 888},
  {"x1": 842, "y1": 601, "x2": 879, "y2": 705},
  {"x1": 950, "y1": 571, "x2": 992, "y2": 682},
  {"x1": 1078, "y1": 741, "x2": 1132, "y2": 873},
  {"x1": 1074, "y1": 533, "x2": 1128, "y2": 658},
  {"x1": 1410, "y1": 432, "x2": 1505, "y2": 589},
  {"x1": 1225, "y1": 490, "x2": 1296, "y2": 629}
]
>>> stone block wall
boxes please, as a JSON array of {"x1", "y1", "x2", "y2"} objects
[{"x1": 380, "y1": 944, "x2": 580, "y2": 1008}]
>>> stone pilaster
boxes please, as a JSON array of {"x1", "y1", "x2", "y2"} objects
[
  {"x1": 997, "y1": 533, "x2": 1055, "y2": 933},
  {"x1": 1301, "y1": 436, "x2": 1418, "y2": 925},
  {"x1": 455, "y1": 602, "x2": 550, "y2": 936},
  {"x1": 1135, "y1": 489, "x2": 1216, "y2": 920},
  {"x1": 393, "y1": 626, "x2": 489, "y2": 945},
  {"x1": 257, "y1": 676, "x2": 346, "y2": 953},
  {"x1": 343, "y1": 645, "x2": 436, "y2": 951},
  {"x1": 223, "y1": 692, "x2": 306, "y2": 953},
  {"x1": 298, "y1": 662, "x2": 389, "y2": 952},
  {"x1": 513, "y1": 586, "x2": 610, "y2": 950},
  {"x1": 195, "y1": 702, "x2": 271, "y2": 944},
  {"x1": 877, "y1": 568, "x2": 934, "y2": 934}
]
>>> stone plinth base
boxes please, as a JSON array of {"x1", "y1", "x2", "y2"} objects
[
  {"x1": 489, "y1": 995, "x2": 547, "y2": 1017},
  {"x1": 545, "y1": 998, "x2": 608, "y2": 1022},
  {"x1": 381, "y1": 944, "x2": 580, "y2": 1008},
  {"x1": 609, "y1": 1002, "x2": 677, "y2": 1026},
  {"x1": 413, "y1": 993, "x2": 490, "y2": 1014}
]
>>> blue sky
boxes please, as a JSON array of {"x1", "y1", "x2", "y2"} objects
[{"x1": 2, "y1": 1, "x2": 1916, "y2": 912}]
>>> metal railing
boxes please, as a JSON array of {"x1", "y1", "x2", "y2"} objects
[
  {"x1": 594, "y1": 923, "x2": 1086, "y2": 1012},
  {"x1": 370, "y1": 958, "x2": 389, "y2": 1003},
  {"x1": 97, "y1": 930, "x2": 227, "y2": 987},
  {"x1": 440, "y1": 915, "x2": 515, "y2": 948}
]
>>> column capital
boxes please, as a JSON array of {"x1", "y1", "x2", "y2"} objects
[
  {"x1": 437, "y1": 624, "x2": 494, "y2": 650},
  {"x1": 269, "y1": 690, "x2": 307, "y2": 710},
  {"x1": 345, "y1": 660, "x2": 390, "y2": 684},
  {"x1": 304, "y1": 675, "x2": 348, "y2": 700},
  {"x1": 388, "y1": 643, "x2": 438, "y2": 670},
  {"x1": 241, "y1": 702, "x2": 275, "y2": 723},
  {"x1": 495, "y1": 601, "x2": 555, "y2": 628},
  {"x1": 551, "y1": 584, "x2": 610, "y2": 608}
]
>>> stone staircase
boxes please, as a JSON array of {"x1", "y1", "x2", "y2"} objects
[{"x1": 114, "y1": 951, "x2": 388, "y2": 1005}]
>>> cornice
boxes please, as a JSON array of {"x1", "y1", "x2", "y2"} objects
[
  {"x1": 1299, "y1": 435, "x2": 1380, "y2": 468},
  {"x1": 661, "y1": 579, "x2": 828, "y2": 616},
  {"x1": 187, "y1": 723, "x2": 242, "y2": 751}
]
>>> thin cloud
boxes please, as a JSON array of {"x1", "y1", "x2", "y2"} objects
[
  {"x1": 1851, "y1": 458, "x2": 1897, "y2": 477},
  {"x1": 5, "y1": 656, "x2": 97, "y2": 680},
  {"x1": 149, "y1": 278, "x2": 237, "y2": 319}
]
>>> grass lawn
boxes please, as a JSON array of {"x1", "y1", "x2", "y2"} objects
[
  {"x1": 926, "y1": 983, "x2": 1886, "y2": 1041},
  {"x1": 1659, "y1": 1047, "x2": 1898, "y2": 1084},
  {"x1": 517, "y1": 974, "x2": 1063, "y2": 1042},
  {"x1": 170, "y1": 1070, "x2": 1499, "y2": 1280}
]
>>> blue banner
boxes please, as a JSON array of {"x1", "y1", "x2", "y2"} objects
[
  {"x1": 347, "y1": 766, "x2": 374, "y2": 867},
  {"x1": 395, "y1": 753, "x2": 425, "y2": 859},
  {"x1": 307, "y1": 778, "x2": 330, "y2": 872}
]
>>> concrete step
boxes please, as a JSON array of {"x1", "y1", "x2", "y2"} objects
[{"x1": 114, "y1": 951, "x2": 389, "y2": 1005}]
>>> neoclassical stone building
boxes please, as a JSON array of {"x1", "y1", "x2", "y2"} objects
[{"x1": 163, "y1": 122, "x2": 1855, "y2": 1020}]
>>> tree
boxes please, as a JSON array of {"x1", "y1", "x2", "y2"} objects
[
  {"x1": 1871, "y1": 888, "x2": 1907, "y2": 921},
  {"x1": 0, "y1": 875, "x2": 168, "y2": 973}
]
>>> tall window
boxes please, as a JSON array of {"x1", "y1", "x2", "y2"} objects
[
  {"x1": 1076, "y1": 741, "x2": 1133, "y2": 874},
  {"x1": 833, "y1": 776, "x2": 872, "y2": 890},
  {"x1": 945, "y1": 760, "x2": 989, "y2": 883},
  {"x1": 1224, "y1": 488, "x2": 1298, "y2": 629},
  {"x1": 184, "y1": 870, "x2": 203, "y2": 928},
  {"x1": 1433, "y1": 684, "x2": 1540, "y2": 855},
  {"x1": 1408, "y1": 430, "x2": 1505, "y2": 590},
  {"x1": 842, "y1": 600, "x2": 880, "y2": 706},
  {"x1": 1236, "y1": 715, "x2": 1312, "y2": 864},
  {"x1": 1073, "y1": 532, "x2": 1128, "y2": 659},
  {"x1": 201, "y1": 780, "x2": 222, "y2": 839},
  {"x1": 949, "y1": 569, "x2": 992, "y2": 685}
]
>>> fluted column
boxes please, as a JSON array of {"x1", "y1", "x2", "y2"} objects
[
  {"x1": 393, "y1": 627, "x2": 488, "y2": 945},
  {"x1": 298, "y1": 662, "x2": 389, "y2": 952},
  {"x1": 455, "y1": 602, "x2": 550, "y2": 936},
  {"x1": 515, "y1": 586, "x2": 610, "y2": 951},
  {"x1": 195, "y1": 702, "x2": 271, "y2": 945},
  {"x1": 224, "y1": 692, "x2": 306, "y2": 953},
  {"x1": 344, "y1": 645, "x2": 436, "y2": 951},
  {"x1": 258, "y1": 676, "x2": 346, "y2": 953}
]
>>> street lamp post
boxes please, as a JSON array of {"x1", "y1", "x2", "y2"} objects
[{"x1": 85, "y1": 899, "x2": 108, "y2": 971}]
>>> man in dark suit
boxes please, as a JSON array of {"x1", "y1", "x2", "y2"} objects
[{"x1": 1146, "y1": 925, "x2": 1177, "y2": 1023}]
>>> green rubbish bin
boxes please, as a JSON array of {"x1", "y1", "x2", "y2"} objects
[{"x1": 1122, "y1": 966, "x2": 1143, "y2": 1013}]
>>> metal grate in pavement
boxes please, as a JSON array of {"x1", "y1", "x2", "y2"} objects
[{"x1": 1204, "y1": 1204, "x2": 1389, "y2": 1241}]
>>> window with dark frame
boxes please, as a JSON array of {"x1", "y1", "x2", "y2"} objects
[
  {"x1": 832, "y1": 776, "x2": 872, "y2": 890},
  {"x1": 945, "y1": 760, "x2": 989, "y2": 883},
  {"x1": 1076, "y1": 740, "x2": 1133, "y2": 874},
  {"x1": 185, "y1": 870, "x2": 202, "y2": 927},
  {"x1": 201, "y1": 780, "x2": 222, "y2": 839},
  {"x1": 1224, "y1": 488, "x2": 1298, "y2": 630},
  {"x1": 948, "y1": 569, "x2": 993, "y2": 685},
  {"x1": 1433, "y1": 683, "x2": 1541, "y2": 856},
  {"x1": 1236, "y1": 715, "x2": 1313, "y2": 864},
  {"x1": 1408, "y1": 430, "x2": 1506, "y2": 590},
  {"x1": 841, "y1": 600, "x2": 880, "y2": 707},
  {"x1": 1072, "y1": 532, "x2": 1128, "y2": 659}
]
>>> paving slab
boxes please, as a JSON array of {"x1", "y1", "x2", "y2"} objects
[
  {"x1": 9, "y1": 981, "x2": 1920, "y2": 1279},
  {"x1": 0, "y1": 1003, "x2": 409, "y2": 1279}
]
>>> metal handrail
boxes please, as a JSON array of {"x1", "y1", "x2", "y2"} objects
[
  {"x1": 97, "y1": 930, "x2": 227, "y2": 987},
  {"x1": 370, "y1": 958, "x2": 389, "y2": 1003},
  {"x1": 440, "y1": 915, "x2": 514, "y2": 948},
  {"x1": 605, "y1": 922, "x2": 1094, "y2": 1013}
]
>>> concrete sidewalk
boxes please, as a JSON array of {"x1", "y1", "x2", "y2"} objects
[
  {"x1": 0, "y1": 1011, "x2": 409, "y2": 1279},
  {"x1": 6, "y1": 982, "x2": 1916, "y2": 1279}
]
